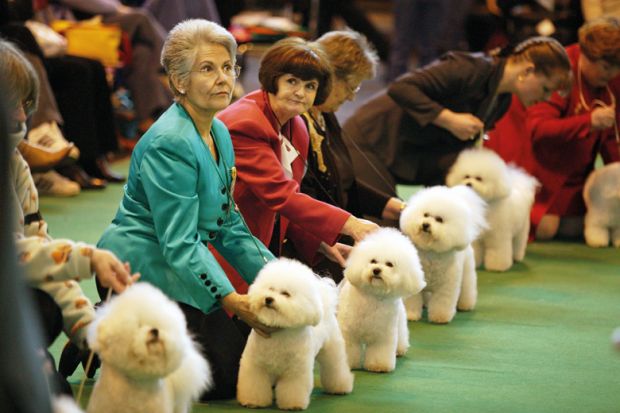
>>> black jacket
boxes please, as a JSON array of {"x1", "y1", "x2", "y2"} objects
[{"x1": 343, "y1": 51, "x2": 512, "y2": 187}]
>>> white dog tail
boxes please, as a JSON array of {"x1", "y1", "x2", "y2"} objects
[
  {"x1": 168, "y1": 340, "x2": 212, "y2": 413},
  {"x1": 507, "y1": 165, "x2": 539, "y2": 208}
]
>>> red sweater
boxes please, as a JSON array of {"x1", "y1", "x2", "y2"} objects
[{"x1": 527, "y1": 44, "x2": 620, "y2": 224}]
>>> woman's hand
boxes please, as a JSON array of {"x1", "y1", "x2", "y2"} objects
[
  {"x1": 220, "y1": 292, "x2": 279, "y2": 338},
  {"x1": 434, "y1": 109, "x2": 484, "y2": 141},
  {"x1": 90, "y1": 249, "x2": 140, "y2": 293},
  {"x1": 591, "y1": 106, "x2": 615, "y2": 130},
  {"x1": 381, "y1": 197, "x2": 407, "y2": 221},
  {"x1": 341, "y1": 215, "x2": 379, "y2": 242},
  {"x1": 319, "y1": 242, "x2": 353, "y2": 267}
]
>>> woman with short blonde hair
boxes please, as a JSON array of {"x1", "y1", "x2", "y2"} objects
[{"x1": 298, "y1": 30, "x2": 404, "y2": 281}]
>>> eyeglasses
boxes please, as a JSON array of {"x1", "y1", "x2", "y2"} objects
[
  {"x1": 12, "y1": 98, "x2": 35, "y2": 116},
  {"x1": 190, "y1": 64, "x2": 241, "y2": 79},
  {"x1": 340, "y1": 78, "x2": 361, "y2": 96},
  {"x1": 23, "y1": 98, "x2": 35, "y2": 115}
]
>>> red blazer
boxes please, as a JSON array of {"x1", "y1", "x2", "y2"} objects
[
  {"x1": 215, "y1": 90, "x2": 351, "y2": 291},
  {"x1": 527, "y1": 44, "x2": 620, "y2": 225}
]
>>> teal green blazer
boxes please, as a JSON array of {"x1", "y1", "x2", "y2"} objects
[{"x1": 98, "y1": 103, "x2": 274, "y2": 313}]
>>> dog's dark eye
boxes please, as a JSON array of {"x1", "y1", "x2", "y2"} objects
[
  {"x1": 435, "y1": 216, "x2": 444, "y2": 223},
  {"x1": 385, "y1": 261, "x2": 393, "y2": 267},
  {"x1": 464, "y1": 175, "x2": 470, "y2": 179},
  {"x1": 475, "y1": 176, "x2": 482, "y2": 181},
  {"x1": 423, "y1": 213, "x2": 429, "y2": 218},
  {"x1": 281, "y1": 291, "x2": 290, "y2": 297},
  {"x1": 370, "y1": 259, "x2": 377, "y2": 264}
]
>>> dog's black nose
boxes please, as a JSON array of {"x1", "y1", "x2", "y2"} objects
[
  {"x1": 422, "y1": 222, "x2": 430, "y2": 231},
  {"x1": 265, "y1": 297, "x2": 274, "y2": 306},
  {"x1": 465, "y1": 182, "x2": 472, "y2": 187},
  {"x1": 149, "y1": 328, "x2": 159, "y2": 339},
  {"x1": 373, "y1": 268, "x2": 381, "y2": 276}
]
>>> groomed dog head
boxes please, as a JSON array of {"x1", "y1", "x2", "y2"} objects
[
  {"x1": 87, "y1": 283, "x2": 191, "y2": 380},
  {"x1": 400, "y1": 186, "x2": 487, "y2": 253},
  {"x1": 446, "y1": 148, "x2": 511, "y2": 202},
  {"x1": 248, "y1": 259, "x2": 325, "y2": 328},
  {"x1": 344, "y1": 228, "x2": 426, "y2": 298}
]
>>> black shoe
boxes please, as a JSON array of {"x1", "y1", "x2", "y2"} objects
[{"x1": 57, "y1": 164, "x2": 107, "y2": 190}]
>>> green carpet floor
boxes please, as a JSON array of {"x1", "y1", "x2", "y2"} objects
[{"x1": 41, "y1": 159, "x2": 620, "y2": 413}]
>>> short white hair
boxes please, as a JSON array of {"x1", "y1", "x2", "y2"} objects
[{"x1": 161, "y1": 19, "x2": 237, "y2": 97}]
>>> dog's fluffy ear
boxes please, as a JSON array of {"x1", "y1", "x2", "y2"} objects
[
  {"x1": 87, "y1": 318, "x2": 106, "y2": 353},
  {"x1": 302, "y1": 302, "x2": 322, "y2": 327},
  {"x1": 451, "y1": 185, "x2": 488, "y2": 245},
  {"x1": 296, "y1": 283, "x2": 323, "y2": 326},
  {"x1": 87, "y1": 305, "x2": 111, "y2": 353},
  {"x1": 401, "y1": 252, "x2": 427, "y2": 296}
]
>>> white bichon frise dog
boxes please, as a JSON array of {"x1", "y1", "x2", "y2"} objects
[
  {"x1": 86, "y1": 283, "x2": 211, "y2": 413},
  {"x1": 337, "y1": 228, "x2": 426, "y2": 373},
  {"x1": 400, "y1": 186, "x2": 487, "y2": 324},
  {"x1": 446, "y1": 148, "x2": 538, "y2": 271},
  {"x1": 237, "y1": 259, "x2": 353, "y2": 410},
  {"x1": 583, "y1": 162, "x2": 620, "y2": 248}
]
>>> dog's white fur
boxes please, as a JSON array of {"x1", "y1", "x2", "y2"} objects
[
  {"x1": 337, "y1": 228, "x2": 426, "y2": 372},
  {"x1": 237, "y1": 259, "x2": 353, "y2": 410},
  {"x1": 86, "y1": 283, "x2": 211, "y2": 413},
  {"x1": 583, "y1": 162, "x2": 620, "y2": 248},
  {"x1": 400, "y1": 186, "x2": 487, "y2": 324},
  {"x1": 446, "y1": 148, "x2": 538, "y2": 271},
  {"x1": 53, "y1": 396, "x2": 85, "y2": 413}
]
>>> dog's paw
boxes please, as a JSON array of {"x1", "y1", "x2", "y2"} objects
[
  {"x1": 277, "y1": 398, "x2": 308, "y2": 411},
  {"x1": 428, "y1": 308, "x2": 455, "y2": 324},
  {"x1": 364, "y1": 363, "x2": 394, "y2": 373},
  {"x1": 457, "y1": 301, "x2": 476, "y2": 312},
  {"x1": 586, "y1": 238, "x2": 609, "y2": 248},
  {"x1": 396, "y1": 345, "x2": 409, "y2": 357},
  {"x1": 406, "y1": 311, "x2": 422, "y2": 321},
  {"x1": 240, "y1": 402, "x2": 272, "y2": 409},
  {"x1": 279, "y1": 406, "x2": 305, "y2": 411}
]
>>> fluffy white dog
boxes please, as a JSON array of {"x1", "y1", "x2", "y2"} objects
[
  {"x1": 337, "y1": 228, "x2": 426, "y2": 373},
  {"x1": 237, "y1": 258, "x2": 353, "y2": 410},
  {"x1": 86, "y1": 283, "x2": 211, "y2": 413},
  {"x1": 583, "y1": 162, "x2": 620, "y2": 248},
  {"x1": 400, "y1": 186, "x2": 487, "y2": 324},
  {"x1": 446, "y1": 148, "x2": 539, "y2": 271}
]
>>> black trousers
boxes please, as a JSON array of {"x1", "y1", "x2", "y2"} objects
[
  {"x1": 30, "y1": 288, "x2": 73, "y2": 396},
  {"x1": 45, "y1": 55, "x2": 119, "y2": 165},
  {"x1": 178, "y1": 302, "x2": 250, "y2": 401}
]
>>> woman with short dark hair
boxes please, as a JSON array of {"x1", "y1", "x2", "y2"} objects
[{"x1": 217, "y1": 37, "x2": 378, "y2": 290}]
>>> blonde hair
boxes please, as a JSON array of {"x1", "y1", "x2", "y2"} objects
[
  {"x1": 579, "y1": 16, "x2": 620, "y2": 66},
  {"x1": 0, "y1": 40, "x2": 39, "y2": 115},
  {"x1": 315, "y1": 29, "x2": 378, "y2": 82},
  {"x1": 259, "y1": 37, "x2": 333, "y2": 106},
  {"x1": 161, "y1": 19, "x2": 237, "y2": 97}
]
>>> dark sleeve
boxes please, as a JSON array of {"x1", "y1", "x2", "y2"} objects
[
  {"x1": 387, "y1": 53, "x2": 483, "y2": 127},
  {"x1": 349, "y1": 179, "x2": 391, "y2": 218}
]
